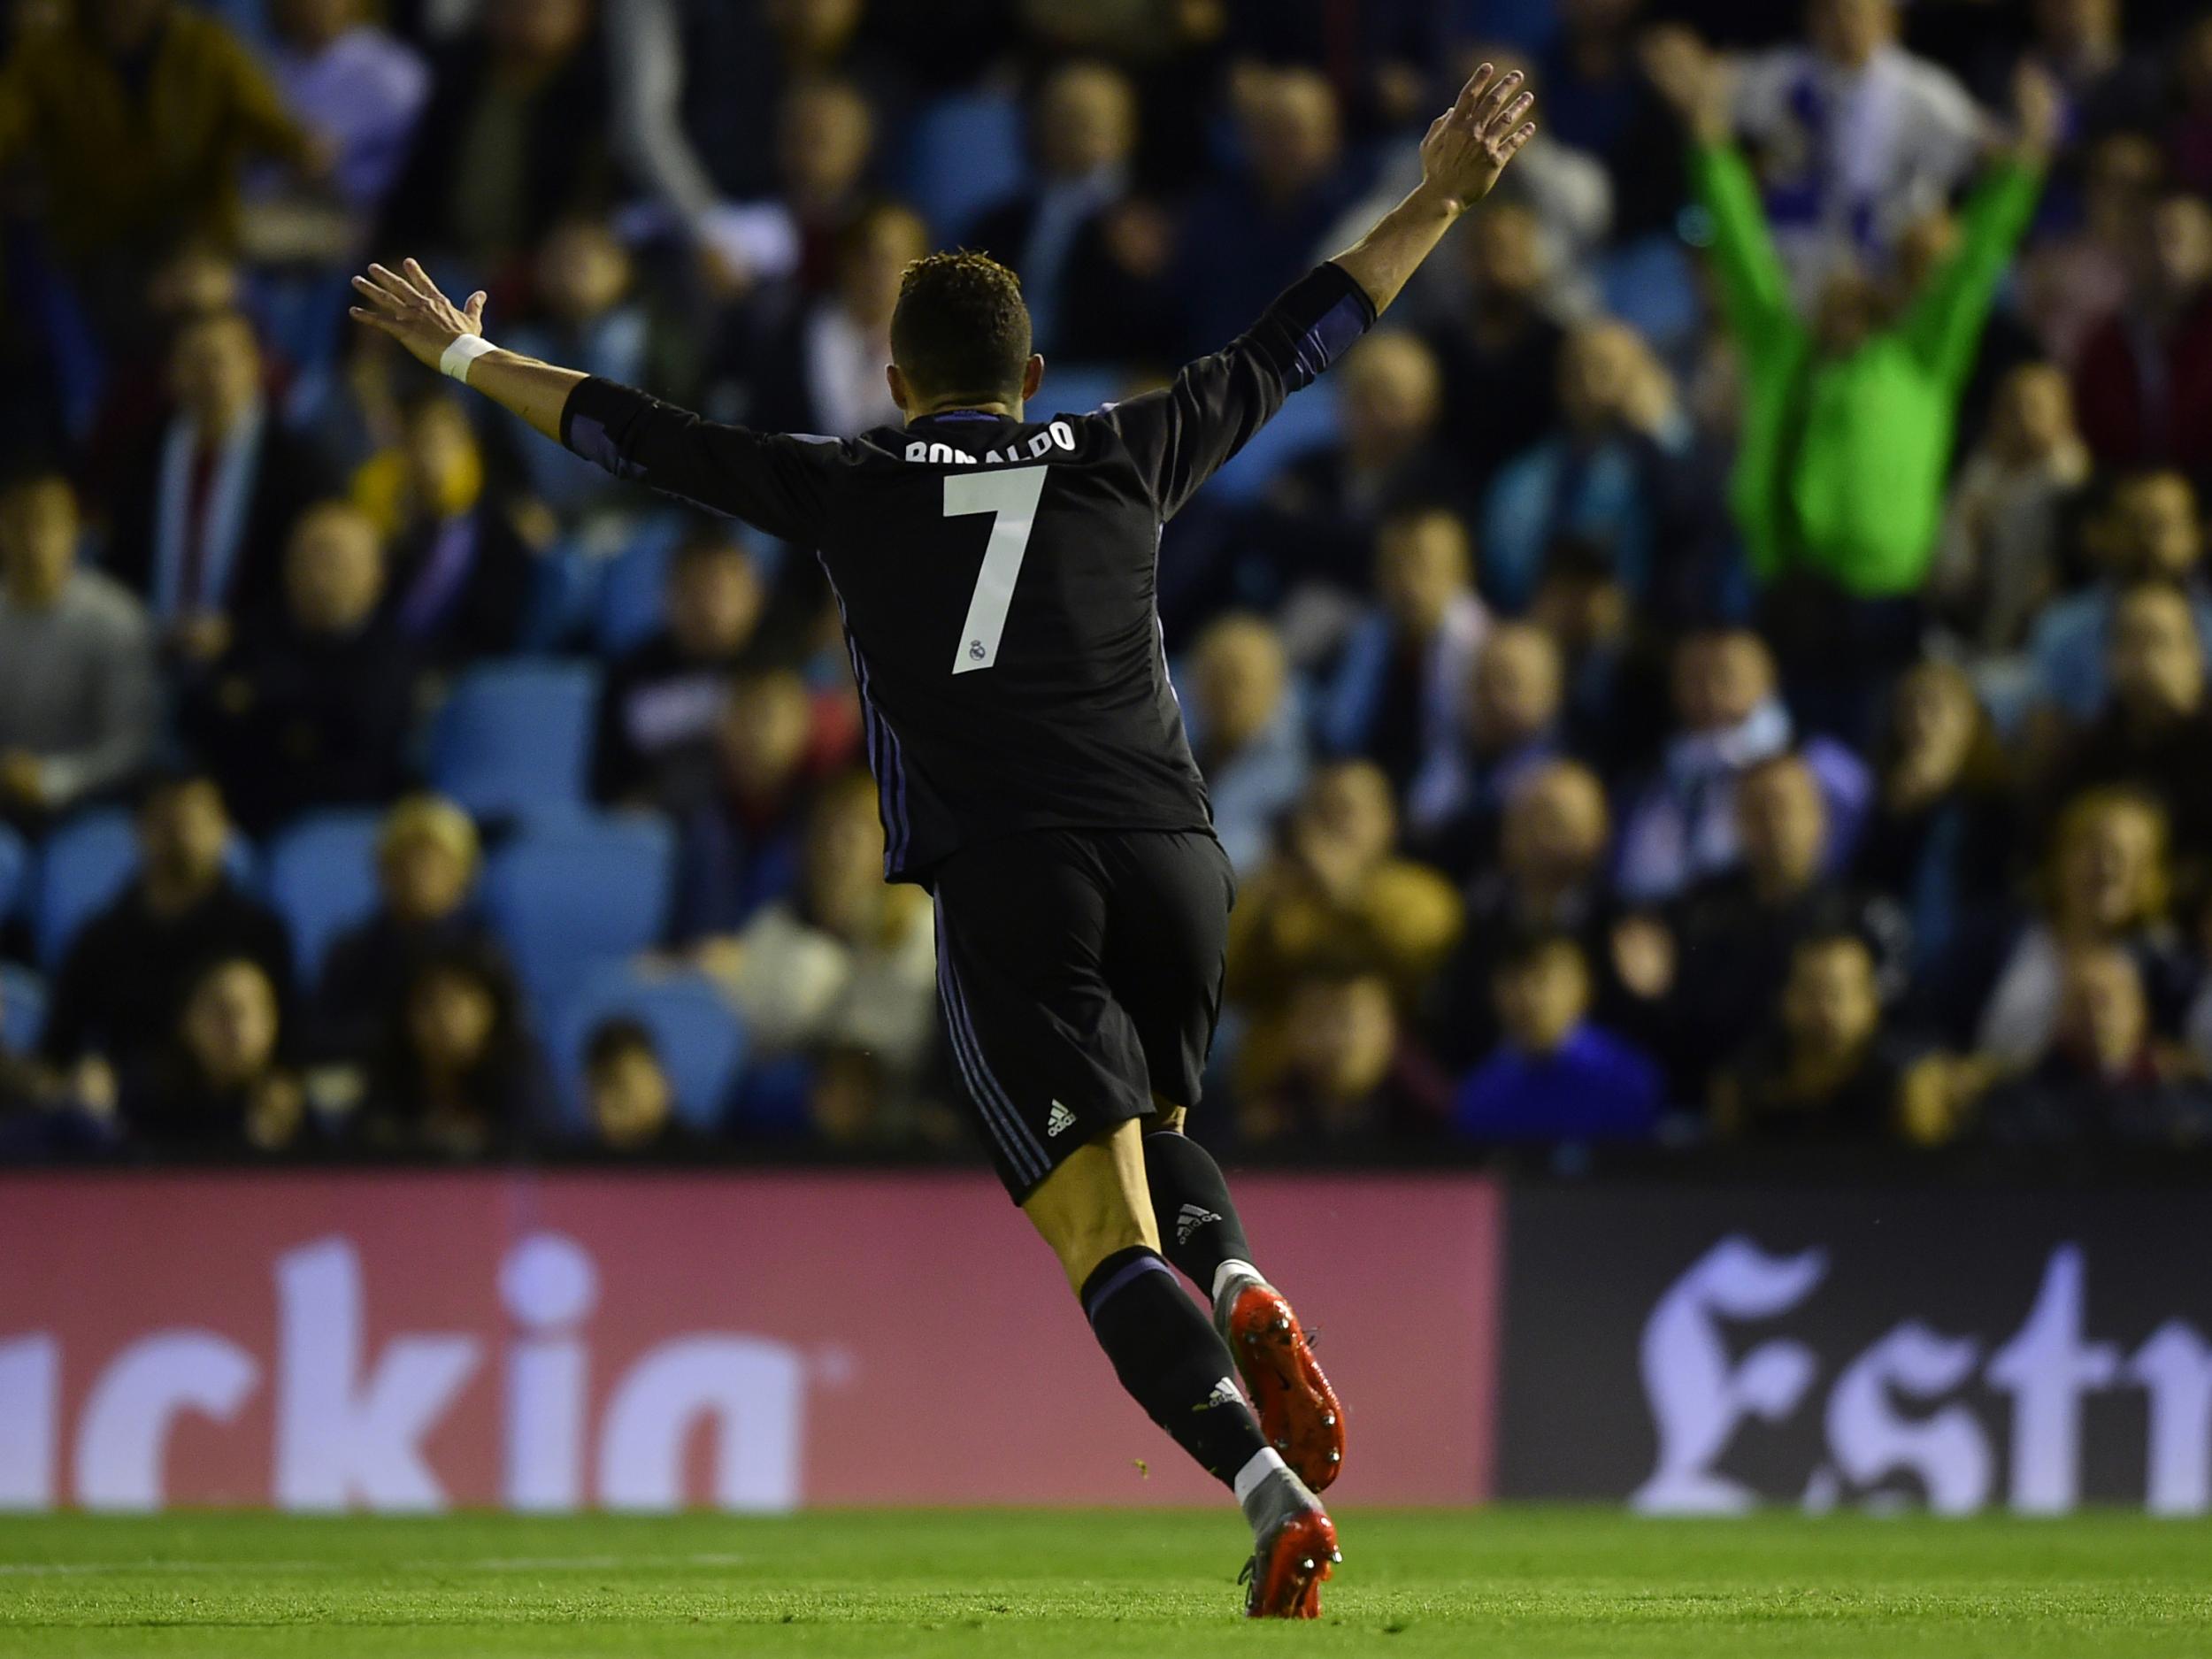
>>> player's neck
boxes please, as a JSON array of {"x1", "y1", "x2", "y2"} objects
[{"x1": 906, "y1": 398, "x2": 1022, "y2": 424}]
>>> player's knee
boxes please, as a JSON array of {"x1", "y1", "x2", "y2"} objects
[{"x1": 1024, "y1": 1127, "x2": 1157, "y2": 1293}]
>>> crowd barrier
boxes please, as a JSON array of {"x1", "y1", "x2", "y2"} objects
[{"x1": 4, "y1": 1169, "x2": 2202, "y2": 1515}]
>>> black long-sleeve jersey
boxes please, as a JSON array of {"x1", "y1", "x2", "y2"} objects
[{"x1": 560, "y1": 261, "x2": 1378, "y2": 883}]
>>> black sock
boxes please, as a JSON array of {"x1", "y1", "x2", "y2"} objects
[
  {"x1": 1079, "y1": 1246, "x2": 1268, "y2": 1488},
  {"x1": 1143, "y1": 1128, "x2": 1256, "y2": 1295}
]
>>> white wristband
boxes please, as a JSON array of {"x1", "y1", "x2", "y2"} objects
[{"x1": 440, "y1": 334, "x2": 499, "y2": 384}]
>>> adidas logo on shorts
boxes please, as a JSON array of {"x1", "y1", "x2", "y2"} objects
[
  {"x1": 1046, "y1": 1102, "x2": 1077, "y2": 1137},
  {"x1": 1176, "y1": 1202, "x2": 1224, "y2": 1246}
]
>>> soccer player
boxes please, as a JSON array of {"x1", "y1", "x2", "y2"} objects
[{"x1": 350, "y1": 65, "x2": 1536, "y2": 1618}]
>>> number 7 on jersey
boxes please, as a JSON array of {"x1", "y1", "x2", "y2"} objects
[{"x1": 945, "y1": 465, "x2": 1048, "y2": 675}]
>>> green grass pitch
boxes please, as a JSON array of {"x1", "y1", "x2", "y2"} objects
[{"x1": 4, "y1": 1509, "x2": 2209, "y2": 1656}]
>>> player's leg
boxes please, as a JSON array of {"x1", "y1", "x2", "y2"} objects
[
  {"x1": 1102, "y1": 831, "x2": 1346, "y2": 1490},
  {"x1": 1021, "y1": 1117, "x2": 1340, "y2": 1617}
]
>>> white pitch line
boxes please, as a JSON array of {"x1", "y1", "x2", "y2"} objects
[{"x1": 0, "y1": 1551, "x2": 749, "y2": 1578}]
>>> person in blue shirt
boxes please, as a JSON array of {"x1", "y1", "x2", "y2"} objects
[{"x1": 1451, "y1": 930, "x2": 1664, "y2": 1143}]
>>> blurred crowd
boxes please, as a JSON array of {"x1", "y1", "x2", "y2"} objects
[{"x1": 8, "y1": 0, "x2": 2212, "y2": 1166}]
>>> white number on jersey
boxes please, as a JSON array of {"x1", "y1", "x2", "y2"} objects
[{"x1": 944, "y1": 465, "x2": 1049, "y2": 675}]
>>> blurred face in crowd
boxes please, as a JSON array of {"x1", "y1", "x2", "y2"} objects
[
  {"x1": 1376, "y1": 509, "x2": 1470, "y2": 637},
  {"x1": 2056, "y1": 945, "x2": 2149, "y2": 1072},
  {"x1": 1990, "y1": 364, "x2": 2077, "y2": 466},
  {"x1": 1036, "y1": 61, "x2": 1137, "y2": 179},
  {"x1": 1299, "y1": 762, "x2": 1397, "y2": 875},
  {"x1": 2036, "y1": 0, "x2": 2121, "y2": 58},
  {"x1": 587, "y1": 1041, "x2": 673, "y2": 1149},
  {"x1": 379, "y1": 806, "x2": 476, "y2": 926},
  {"x1": 1494, "y1": 939, "x2": 1590, "y2": 1056},
  {"x1": 535, "y1": 219, "x2": 631, "y2": 324},
  {"x1": 1738, "y1": 758, "x2": 1828, "y2": 896},
  {"x1": 1501, "y1": 761, "x2": 1609, "y2": 889},
  {"x1": 1563, "y1": 0, "x2": 1644, "y2": 36},
  {"x1": 487, "y1": 0, "x2": 590, "y2": 70},
  {"x1": 1340, "y1": 334, "x2": 1441, "y2": 461},
  {"x1": 665, "y1": 542, "x2": 763, "y2": 662},
  {"x1": 170, "y1": 313, "x2": 262, "y2": 434},
  {"x1": 2083, "y1": 134, "x2": 2162, "y2": 245},
  {"x1": 768, "y1": 0, "x2": 863, "y2": 59},
  {"x1": 1887, "y1": 660, "x2": 1979, "y2": 788},
  {"x1": 780, "y1": 79, "x2": 874, "y2": 211},
  {"x1": 180, "y1": 960, "x2": 280, "y2": 1089},
  {"x1": 1814, "y1": 266, "x2": 1886, "y2": 357},
  {"x1": 148, "y1": 241, "x2": 243, "y2": 319},
  {"x1": 139, "y1": 779, "x2": 230, "y2": 892},
  {"x1": 408, "y1": 966, "x2": 498, "y2": 1075},
  {"x1": 1557, "y1": 322, "x2": 1646, "y2": 434},
  {"x1": 2055, "y1": 795, "x2": 2166, "y2": 933},
  {"x1": 1781, "y1": 935, "x2": 1879, "y2": 1058},
  {"x1": 2109, "y1": 585, "x2": 2204, "y2": 720},
  {"x1": 403, "y1": 398, "x2": 481, "y2": 508},
  {"x1": 1193, "y1": 614, "x2": 1287, "y2": 757},
  {"x1": 838, "y1": 206, "x2": 930, "y2": 332},
  {"x1": 1469, "y1": 624, "x2": 1563, "y2": 755},
  {"x1": 2110, "y1": 472, "x2": 2202, "y2": 580},
  {"x1": 1809, "y1": 0, "x2": 1896, "y2": 68},
  {"x1": 0, "y1": 475, "x2": 79, "y2": 605},
  {"x1": 2140, "y1": 194, "x2": 2212, "y2": 300},
  {"x1": 803, "y1": 775, "x2": 887, "y2": 936},
  {"x1": 1467, "y1": 202, "x2": 1544, "y2": 303},
  {"x1": 1672, "y1": 630, "x2": 1775, "y2": 733},
  {"x1": 284, "y1": 504, "x2": 385, "y2": 635},
  {"x1": 1284, "y1": 973, "x2": 1398, "y2": 1102},
  {"x1": 718, "y1": 672, "x2": 813, "y2": 799},
  {"x1": 1893, "y1": 208, "x2": 1957, "y2": 297},
  {"x1": 273, "y1": 0, "x2": 357, "y2": 50},
  {"x1": 1240, "y1": 69, "x2": 1340, "y2": 204}
]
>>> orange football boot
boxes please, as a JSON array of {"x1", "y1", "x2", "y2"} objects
[
  {"x1": 1241, "y1": 1506, "x2": 1340, "y2": 1619},
  {"x1": 1224, "y1": 1282, "x2": 1345, "y2": 1490}
]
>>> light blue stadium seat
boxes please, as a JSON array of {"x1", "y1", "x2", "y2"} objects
[
  {"x1": 594, "y1": 515, "x2": 693, "y2": 657},
  {"x1": 1204, "y1": 378, "x2": 1341, "y2": 504},
  {"x1": 482, "y1": 813, "x2": 675, "y2": 1015},
  {"x1": 0, "y1": 822, "x2": 26, "y2": 926},
  {"x1": 0, "y1": 963, "x2": 45, "y2": 1055},
  {"x1": 517, "y1": 537, "x2": 599, "y2": 653},
  {"x1": 550, "y1": 964, "x2": 747, "y2": 1132},
  {"x1": 1039, "y1": 365, "x2": 1127, "y2": 421},
  {"x1": 428, "y1": 661, "x2": 601, "y2": 825},
  {"x1": 31, "y1": 810, "x2": 255, "y2": 970},
  {"x1": 903, "y1": 91, "x2": 1029, "y2": 242},
  {"x1": 265, "y1": 811, "x2": 387, "y2": 987}
]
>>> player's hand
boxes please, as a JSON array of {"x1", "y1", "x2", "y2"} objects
[
  {"x1": 1416, "y1": 64, "x2": 1538, "y2": 214},
  {"x1": 2011, "y1": 60, "x2": 2063, "y2": 165},
  {"x1": 349, "y1": 258, "x2": 488, "y2": 373}
]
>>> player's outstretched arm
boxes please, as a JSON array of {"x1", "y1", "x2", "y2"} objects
[
  {"x1": 1329, "y1": 64, "x2": 1537, "y2": 318},
  {"x1": 349, "y1": 259, "x2": 584, "y2": 441}
]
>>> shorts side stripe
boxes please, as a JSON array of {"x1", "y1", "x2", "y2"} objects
[{"x1": 933, "y1": 901, "x2": 1047, "y2": 1182}]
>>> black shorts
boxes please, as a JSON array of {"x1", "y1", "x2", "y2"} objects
[{"x1": 929, "y1": 827, "x2": 1234, "y2": 1202}]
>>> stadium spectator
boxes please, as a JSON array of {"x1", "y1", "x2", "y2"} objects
[
  {"x1": 591, "y1": 527, "x2": 766, "y2": 808},
  {"x1": 1186, "y1": 613, "x2": 1310, "y2": 879},
  {"x1": 669, "y1": 669, "x2": 832, "y2": 940},
  {"x1": 119, "y1": 956, "x2": 304, "y2": 1156},
  {"x1": 1978, "y1": 942, "x2": 2212, "y2": 1146},
  {"x1": 39, "y1": 772, "x2": 293, "y2": 1079},
  {"x1": 1317, "y1": 506, "x2": 1490, "y2": 795},
  {"x1": 1479, "y1": 317, "x2": 1692, "y2": 611},
  {"x1": 2040, "y1": 582, "x2": 2212, "y2": 866},
  {"x1": 1527, "y1": 534, "x2": 1670, "y2": 777},
  {"x1": 1424, "y1": 758, "x2": 1617, "y2": 1072},
  {"x1": 266, "y1": 0, "x2": 433, "y2": 214},
  {"x1": 1174, "y1": 66, "x2": 1356, "y2": 357},
  {"x1": 2071, "y1": 189, "x2": 2212, "y2": 475},
  {"x1": 1933, "y1": 363, "x2": 2093, "y2": 657},
  {"x1": 2028, "y1": 471, "x2": 2212, "y2": 726},
  {"x1": 1420, "y1": 202, "x2": 1566, "y2": 492},
  {"x1": 1973, "y1": 787, "x2": 2188, "y2": 1069},
  {"x1": 106, "y1": 311, "x2": 338, "y2": 663},
  {"x1": 0, "y1": 0, "x2": 319, "y2": 337},
  {"x1": 1537, "y1": 0, "x2": 1684, "y2": 241},
  {"x1": 182, "y1": 502, "x2": 418, "y2": 836},
  {"x1": 966, "y1": 61, "x2": 1143, "y2": 357},
  {"x1": 311, "y1": 795, "x2": 492, "y2": 1070},
  {"x1": 759, "y1": 73, "x2": 880, "y2": 296},
  {"x1": 1451, "y1": 932, "x2": 1663, "y2": 1144},
  {"x1": 0, "y1": 470, "x2": 156, "y2": 828},
  {"x1": 1614, "y1": 628, "x2": 1870, "y2": 906},
  {"x1": 741, "y1": 201, "x2": 926, "y2": 437},
  {"x1": 1647, "y1": 36, "x2": 2049, "y2": 611},
  {"x1": 1712, "y1": 930, "x2": 1935, "y2": 1143},
  {"x1": 698, "y1": 772, "x2": 938, "y2": 1114},
  {"x1": 1226, "y1": 760, "x2": 1463, "y2": 1036},
  {"x1": 2171, "y1": 14, "x2": 2212, "y2": 199},
  {"x1": 2012, "y1": 0, "x2": 2162, "y2": 150},
  {"x1": 1240, "y1": 965, "x2": 1440, "y2": 1149},
  {"x1": 2021, "y1": 130, "x2": 2158, "y2": 365},
  {"x1": 379, "y1": 0, "x2": 611, "y2": 274},
  {"x1": 579, "y1": 1016, "x2": 695, "y2": 1154},
  {"x1": 362, "y1": 939, "x2": 546, "y2": 1156},
  {"x1": 1406, "y1": 621, "x2": 1566, "y2": 880},
  {"x1": 352, "y1": 388, "x2": 536, "y2": 667}
]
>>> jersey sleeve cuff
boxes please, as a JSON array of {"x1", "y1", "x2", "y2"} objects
[
  {"x1": 1270, "y1": 263, "x2": 1379, "y2": 390},
  {"x1": 559, "y1": 375, "x2": 647, "y2": 473}
]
